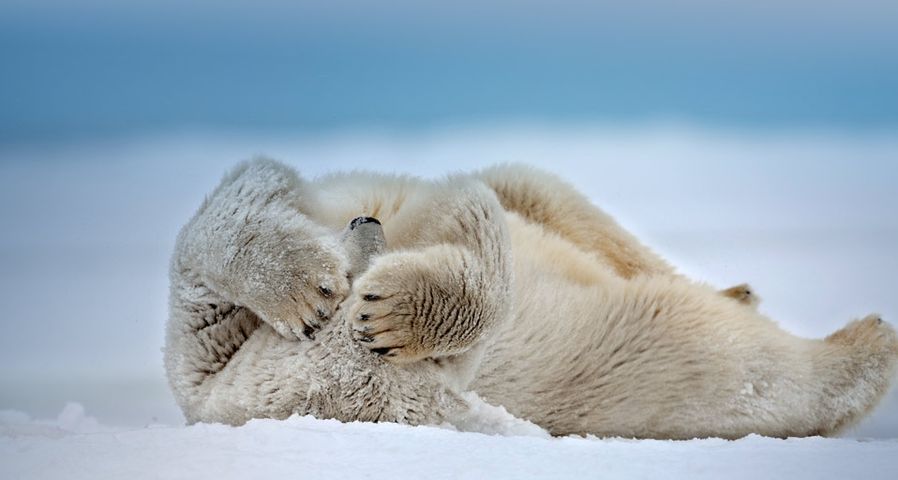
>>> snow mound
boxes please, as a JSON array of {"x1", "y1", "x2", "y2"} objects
[
  {"x1": 444, "y1": 392, "x2": 550, "y2": 438},
  {"x1": 2, "y1": 403, "x2": 897, "y2": 480},
  {"x1": 0, "y1": 402, "x2": 111, "y2": 439}
]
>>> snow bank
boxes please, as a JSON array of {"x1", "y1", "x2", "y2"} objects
[{"x1": 2, "y1": 403, "x2": 897, "y2": 480}]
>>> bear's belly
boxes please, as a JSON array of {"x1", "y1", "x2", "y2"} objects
[{"x1": 469, "y1": 214, "x2": 623, "y2": 426}]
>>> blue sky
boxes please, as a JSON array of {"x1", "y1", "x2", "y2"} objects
[{"x1": 2, "y1": 1, "x2": 897, "y2": 144}]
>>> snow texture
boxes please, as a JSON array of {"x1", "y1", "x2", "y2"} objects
[{"x1": 2, "y1": 402, "x2": 898, "y2": 480}]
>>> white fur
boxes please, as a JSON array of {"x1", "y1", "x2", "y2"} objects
[{"x1": 165, "y1": 160, "x2": 898, "y2": 438}]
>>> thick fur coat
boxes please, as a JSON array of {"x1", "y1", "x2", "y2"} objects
[{"x1": 164, "y1": 160, "x2": 898, "y2": 438}]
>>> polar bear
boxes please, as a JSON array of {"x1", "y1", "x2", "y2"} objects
[{"x1": 164, "y1": 159, "x2": 898, "y2": 438}]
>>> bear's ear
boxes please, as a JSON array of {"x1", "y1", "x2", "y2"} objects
[{"x1": 341, "y1": 216, "x2": 386, "y2": 281}]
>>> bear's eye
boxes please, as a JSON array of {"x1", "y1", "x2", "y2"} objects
[{"x1": 318, "y1": 286, "x2": 333, "y2": 298}]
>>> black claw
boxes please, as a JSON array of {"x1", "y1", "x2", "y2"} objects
[
  {"x1": 350, "y1": 216, "x2": 381, "y2": 230},
  {"x1": 363, "y1": 294, "x2": 381, "y2": 301},
  {"x1": 316, "y1": 308, "x2": 328, "y2": 320},
  {"x1": 358, "y1": 313, "x2": 370, "y2": 321},
  {"x1": 371, "y1": 347, "x2": 392, "y2": 355},
  {"x1": 302, "y1": 324, "x2": 316, "y2": 340}
]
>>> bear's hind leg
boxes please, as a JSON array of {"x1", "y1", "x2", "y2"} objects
[
  {"x1": 564, "y1": 279, "x2": 898, "y2": 439},
  {"x1": 813, "y1": 315, "x2": 898, "y2": 435}
]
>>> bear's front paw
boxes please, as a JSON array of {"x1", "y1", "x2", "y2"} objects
[
  {"x1": 347, "y1": 251, "x2": 450, "y2": 363},
  {"x1": 350, "y1": 294, "x2": 424, "y2": 362},
  {"x1": 241, "y1": 235, "x2": 351, "y2": 342},
  {"x1": 348, "y1": 246, "x2": 495, "y2": 363}
]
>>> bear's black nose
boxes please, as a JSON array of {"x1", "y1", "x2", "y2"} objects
[{"x1": 349, "y1": 216, "x2": 381, "y2": 230}]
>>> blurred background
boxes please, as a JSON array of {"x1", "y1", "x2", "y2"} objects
[{"x1": 1, "y1": 1, "x2": 896, "y2": 436}]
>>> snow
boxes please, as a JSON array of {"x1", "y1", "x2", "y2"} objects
[
  {"x1": 445, "y1": 392, "x2": 551, "y2": 438},
  {"x1": 1, "y1": 124, "x2": 898, "y2": 477},
  {"x1": 2, "y1": 403, "x2": 897, "y2": 480}
]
